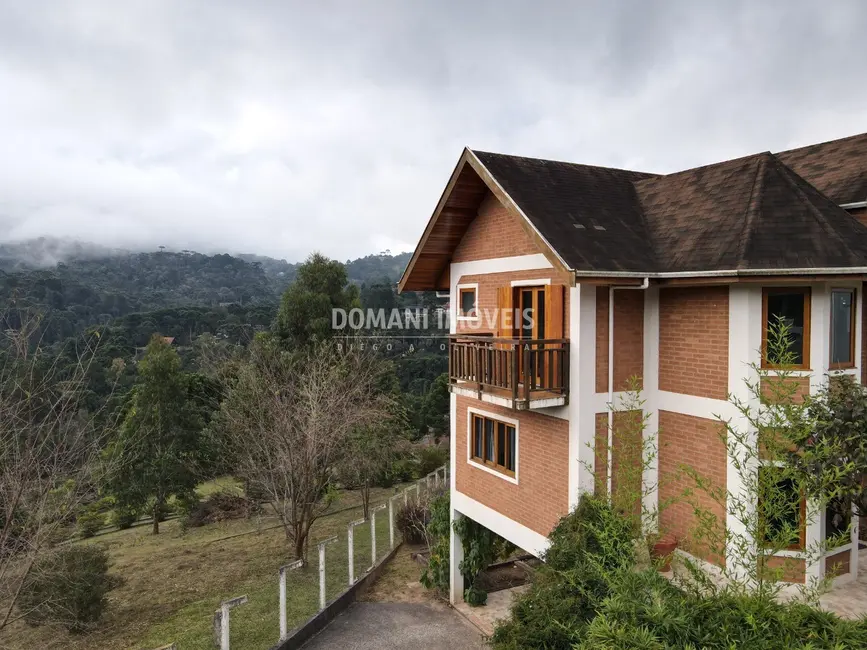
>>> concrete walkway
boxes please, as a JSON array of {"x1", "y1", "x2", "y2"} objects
[{"x1": 301, "y1": 602, "x2": 485, "y2": 649}]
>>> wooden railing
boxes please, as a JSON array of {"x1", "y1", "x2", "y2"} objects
[{"x1": 448, "y1": 335, "x2": 569, "y2": 405}]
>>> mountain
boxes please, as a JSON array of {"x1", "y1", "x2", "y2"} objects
[{"x1": 0, "y1": 238, "x2": 413, "y2": 344}]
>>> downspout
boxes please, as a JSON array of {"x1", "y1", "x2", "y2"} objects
[{"x1": 607, "y1": 278, "x2": 650, "y2": 496}]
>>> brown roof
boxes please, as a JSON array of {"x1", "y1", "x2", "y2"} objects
[
  {"x1": 399, "y1": 132, "x2": 867, "y2": 288},
  {"x1": 776, "y1": 132, "x2": 867, "y2": 205}
]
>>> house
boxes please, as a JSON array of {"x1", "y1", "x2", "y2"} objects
[{"x1": 398, "y1": 132, "x2": 867, "y2": 604}]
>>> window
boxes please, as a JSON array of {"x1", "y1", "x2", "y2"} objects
[
  {"x1": 758, "y1": 466, "x2": 805, "y2": 550},
  {"x1": 830, "y1": 289, "x2": 856, "y2": 369},
  {"x1": 470, "y1": 412, "x2": 516, "y2": 478},
  {"x1": 825, "y1": 497, "x2": 851, "y2": 547},
  {"x1": 762, "y1": 288, "x2": 811, "y2": 369},
  {"x1": 458, "y1": 285, "x2": 477, "y2": 319}
]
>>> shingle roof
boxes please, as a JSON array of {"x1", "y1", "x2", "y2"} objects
[
  {"x1": 776, "y1": 132, "x2": 867, "y2": 205},
  {"x1": 469, "y1": 134, "x2": 867, "y2": 275},
  {"x1": 472, "y1": 151, "x2": 658, "y2": 272}
]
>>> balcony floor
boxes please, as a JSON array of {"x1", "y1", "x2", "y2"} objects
[{"x1": 449, "y1": 382, "x2": 567, "y2": 410}]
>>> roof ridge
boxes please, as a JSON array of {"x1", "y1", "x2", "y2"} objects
[
  {"x1": 775, "y1": 131, "x2": 867, "y2": 156},
  {"x1": 735, "y1": 154, "x2": 770, "y2": 269},
  {"x1": 469, "y1": 149, "x2": 656, "y2": 178}
]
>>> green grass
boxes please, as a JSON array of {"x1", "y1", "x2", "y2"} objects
[{"x1": 3, "y1": 483, "x2": 409, "y2": 650}]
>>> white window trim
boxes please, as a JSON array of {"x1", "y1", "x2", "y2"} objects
[
  {"x1": 510, "y1": 278, "x2": 551, "y2": 287},
  {"x1": 466, "y1": 406, "x2": 519, "y2": 484},
  {"x1": 456, "y1": 283, "x2": 480, "y2": 322}
]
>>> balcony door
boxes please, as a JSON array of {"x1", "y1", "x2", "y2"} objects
[{"x1": 517, "y1": 286, "x2": 546, "y2": 385}]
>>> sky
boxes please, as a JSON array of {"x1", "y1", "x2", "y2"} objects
[{"x1": 1, "y1": 1, "x2": 866, "y2": 263}]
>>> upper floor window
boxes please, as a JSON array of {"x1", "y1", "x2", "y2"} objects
[
  {"x1": 457, "y1": 284, "x2": 478, "y2": 320},
  {"x1": 762, "y1": 287, "x2": 811, "y2": 369},
  {"x1": 830, "y1": 288, "x2": 856, "y2": 369},
  {"x1": 469, "y1": 412, "x2": 516, "y2": 479}
]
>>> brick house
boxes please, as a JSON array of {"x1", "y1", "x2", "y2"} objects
[{"x1": 399, "y1": 132, "x2": 867, "y2": 603}]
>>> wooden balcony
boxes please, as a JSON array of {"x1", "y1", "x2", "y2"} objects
[{"x1": 448, "y1": 335, "x2": 569, "y2": 410}]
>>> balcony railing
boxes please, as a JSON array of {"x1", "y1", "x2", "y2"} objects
[{"x1": 448, "y1": 334, "x2": 569, "y2": 409}]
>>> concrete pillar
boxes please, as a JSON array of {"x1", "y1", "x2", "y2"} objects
[
  {"x1": 278, "y1": 560, "x2": 303, "y2": 640},
  {"x1": 449, "y1": 508, "x2": 465, "y2": 604}
]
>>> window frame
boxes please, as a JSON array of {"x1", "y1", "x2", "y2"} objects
[
  {"x1": 467, "y1": 408, "x2": 518, "y2": 483},
  {"x1": 456, "y1": 283, "x2": 479, "y2": 321},
  {"x1": 757, "y1": 464, "x2": 806, "y2": 551},
  {"x1": 761, "y1": 287, "x2": 811, "y2": 370},
  {"x1": 829, "y1": 288, "x2": 857, "y2": 370}
]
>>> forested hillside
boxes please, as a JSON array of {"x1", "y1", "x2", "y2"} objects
[{"x1": 0, "y1": 239, "x2": 415, "y2": 344}]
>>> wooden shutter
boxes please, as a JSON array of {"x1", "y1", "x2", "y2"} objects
[
  {"x1": 544, "y1": 284, "x2": 565, "y2": 390},
  {"x1": 496, "y1": 286, "x2": 514, "y2": 339}
]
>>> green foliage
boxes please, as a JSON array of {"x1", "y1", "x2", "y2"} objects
[
  {"x1": 103, "y1": 335, "x2": 206, "y2": 534},
  {"x1": 453, "y1": 517, "x2": 499, "y2": 606},
  {"x1": 491, "y1": 495, "x2": 867, "y2": 650},
  {"x1": 19, "y1": 545, "x2": 116, "y2": 632},
  {"x1": 420, "y1": 491, "x2": 450, "y2": 594},
  {"x1": 76, "y1": 510, "x2": 105, "y2": 539},
  {"x1": 110, "y1": 503, "x2": 139, "y2": 530},
  {"x1": 273, "y1": 252, "x2": 360, "y2": 348},
  {"x1": 416, "y1": 445, "x2": 448, "y2": 478}
]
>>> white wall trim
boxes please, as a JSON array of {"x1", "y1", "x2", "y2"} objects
[
  {"x1": 455, "y1": 282, "x2": 480, "y2": 322},
  {"x1": 466, "y1": 406, "x2": 519, "y2": 485},
  {"x1": 511, "y1": 278, "x2": 551, "y2": 287},
  {"x1": 452, "y1": 489, "x2": 550, "y2": 557},
  {"x1": 656, "y1": 390, "x2": 736, "y2": 421}
]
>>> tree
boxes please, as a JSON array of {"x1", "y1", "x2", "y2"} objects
[
  {"x1": 0, "y1": 311, "x2": 116, "y2": 636},
  {"x1": 338, "y1": 421, "x2": 406, "y2": 519},
  {"x1": 218, "y1": 338, "x2": 396, "y2": 561},
  {"x1": 273, "y1": 253, "x2": 360, "y2": 349},
  {"x1": 104, "y1": 335, "x2": 203, "y2": 534}
]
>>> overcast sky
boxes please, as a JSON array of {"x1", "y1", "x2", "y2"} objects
[{"x1": 1, "y1": 1, "x2": 866, "y2": 262}]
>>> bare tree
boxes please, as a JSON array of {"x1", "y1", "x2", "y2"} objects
[
  {"x1": 218, "y1": 339, "x2": 397, "y2": 561},
  {"x1": 0, "y1": 311, "x2": 118, "y2": 635}
]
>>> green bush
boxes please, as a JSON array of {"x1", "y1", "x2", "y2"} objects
[
  {"x1": 111, "y1": 503, "x2": 139, "y2": 530},
  {"x1": 490, "y1": 495, "x2": 867, "y2": 649},
  {"x1": 18, "y1": 546, "x2": 116, "y2": 632},
  {"x1": 76, "y1": 510, "x2": 105, "y2": 539},
  {"x1": 417, "y1": 445, "x2": 447, "y2": 478},
  {"x1": 420, "y1": 492, "x2": 450, "y2": 594}
]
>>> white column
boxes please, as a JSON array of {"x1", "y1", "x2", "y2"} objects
[
  {"x1": 347, "y1": 518, "x2": 365, "y2": 585},
  {"x1": 726, "y1": 285, "x2": 762, "y2": 581},
  {"x1": 278, "y1": 561, "x2": 302, "y2": 640},
  {"x1": 642, "y1": 286, "x2": 660, "y2": 527},
  {"x1": 370, "y1": 504, "x2": 386, "y2": 569},
  {"x1": 317, "y1": 536, "x2": 337, "y2": 610},
  {"x1": 449, "y1": 508, "x2": 465, "y2": 604},
  {"x1": 571, "y1": 284, "x2": 598, "y2": 505}
]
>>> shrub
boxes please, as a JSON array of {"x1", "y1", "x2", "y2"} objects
[
  {"x1": 182, "y1": 491, "x2": 262, "y2": 528},
  {"x1": 76, "y1": 510, "x2": 105, "y2": 539},
  {"x1": 389, "y1": 457, "x2": 417, "y2": 483},
  {"x1": 111, "y1": 503, "x2": 139, "y2": 530},
  {"x1": 420, "y1": 492, "x2": 450, "y2": 594},
  {"x1": 490, "y1": 495, "x2": 867, "y2": 650},
  {"x1": 18, "y1": 546, "x2": 116, "y2": 632},
  {"x1": 417, "y1": 445, "x2": 447, "y2": 478},
  {"x1": 396, "y1": 501, "x2": 430, "y2": 545}
]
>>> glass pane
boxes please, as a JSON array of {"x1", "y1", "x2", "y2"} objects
[
  {"x1": 759, "y1": 467, "x2": 801, "y2": 548},
  {"x1": 537, "y1": 289, "x2": 545, "y2": 339},
  {"x1": 766, "y1": 292, "x2": 806, "y2": 365},
  {"x1": 506, "y1": 426, "x2": 516, "y2": 471},
  {"x1": 485, "y1": 419, "x2": 494, "y2": 462},
  {"x1": 461, "y1": 289, "x2": 476, "y2": 316},
  {"x1": 831, "y1": 290, "x2": 853, "y2": 365},
  {"x1": 497, "y1": 423, "x2": 506, "y2": 466},
  {"x1": 521, "y1": 290, "x2": 533, "y2": 339},
  {"x1": 473, "y1": 417, "x2": 483, "y2": 458}
]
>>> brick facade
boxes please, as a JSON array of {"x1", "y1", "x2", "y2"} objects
[
  {"x1": 658, "y1": 410, "x2": 727, "y2": 567},
  {"x1": 595, "y1": 288, "x2": 644, "y2": 392},
  {"x1": 594, "y1": 411, "x2": 643, "y2": 505},
  {"x1": 659, "y1": 286, "x2": 729, "y2": 400},
  {"x1": 454, "y1": 395, "x2": 569, "y2": 537},
  {"x1": 452, "y1": 192, "x2": 540, "y2": 262}
]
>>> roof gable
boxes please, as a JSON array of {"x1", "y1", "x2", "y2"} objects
[{"x1": 776, "y1": 132, "x2": 867, "y2": 205}]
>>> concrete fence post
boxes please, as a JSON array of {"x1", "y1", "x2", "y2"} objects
[
  {"x1": 213, "y1": 595, "x2": 247, "y2": 650},
  {"x1": 403, "y1": 488, "x2": 408, "y2": 507},
  {"x1": 347, "y1": 518, "x2": 366, "y2": 585},
  {"x1": 389, "y1": 493, "x2": 402, "y2": 548},
  {"x1": 369, "y1": 504, "x2": 386, "y2": 569},
  {"x1": 317, "y1": 536, "x2": 338, "y2": 611},
  {"x1": 278, "y1": 560, "x2": 303, "y2": 641}
]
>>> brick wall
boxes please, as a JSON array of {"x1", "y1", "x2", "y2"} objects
[
  {"x1": 455, "y1": 269, "x2": 571, "y2": 335},
  {"x1": 762, "y1": 556, "x2": 806, "y2": 584},
  {"x1": 658, "y1": 410, "x2": 727, "y2": 567},
  {"x1": 454, "y1": 395, "x2": 569, "y2": 537},
  {"x1": 452, "y1": 192, "x2": 540, "y2": 262},
  {"x1": 825, "y1": 549, "x2": 851, "y2": 578},
  {"x1": 659, "y1": 286, "x2": 729, "y2": 400},
  {"x1": 595, "y1": 288, "x2": 644, "y2": 392},
  {"x1": 594, "y1": 411, "x2": 643, "y2": 510}
]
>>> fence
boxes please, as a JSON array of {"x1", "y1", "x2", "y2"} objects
[{"x1": 153, "y1": 464, "x2": 449, "y2": 650}]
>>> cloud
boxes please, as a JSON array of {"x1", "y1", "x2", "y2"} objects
[{"x1": 0, "y1": 0, "x2": 866, "y2": 261}]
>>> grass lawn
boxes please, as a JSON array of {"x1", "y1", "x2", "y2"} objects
[{"x1": 3, "y1": 484, "x2": 410, "y2": 650}]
